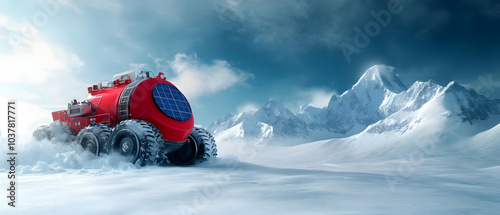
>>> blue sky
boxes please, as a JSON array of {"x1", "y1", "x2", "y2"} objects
[{"x1": 1, "y1": 0, "x2": 500, "y2": 127}]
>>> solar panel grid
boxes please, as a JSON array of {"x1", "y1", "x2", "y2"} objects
[{"x1": 152, "y1": 83, "x2": 192, "y2": 121}]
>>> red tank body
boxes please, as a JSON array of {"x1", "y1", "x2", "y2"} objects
[{"x1": 51, "y1": 73, "x2": 194, "y2": 143}]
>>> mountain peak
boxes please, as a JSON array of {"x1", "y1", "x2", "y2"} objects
[
  {"x1": 256, "y1": 99, "x2": 293, "y2": 119},
  {"x1": 354, "y1": 65, "x2": 407, "y2": 93},
  {"x1": 444, "y1": 81, "x2": 466, "y2": 92},
  {"x1": 407, "y1": 79, "x2": 441, "y2": 91},
  {"x1": 264, "y1": 98, "x2": 280, "y2": 108},
  {"x1": 441, "y1": 81, "x2": 500, "y2": 122},
  {"x1": 297, "y1": 104, "x2": 313, "y2": 114},
  {"x1": 443, "y1": 81, "x2": 480, "y2": 96}
]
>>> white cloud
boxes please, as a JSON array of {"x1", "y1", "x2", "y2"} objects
[
  {"x1": 237, "y1": 102, "x2": 259, "y2": 113},
  {"x1": 0, "y1": 13, "x2": 86, "y2": 136},
  {"x1": 0, "y1": 14, "x2": 89, "y2": 110},
  {"x1": 298, "y1": 88, "x2": 337, "y2": 108},
  {"x1": 0, "y1": 95, "x2": 52, "y2": 137},
  {"x1": 129, "y1": 63, "x2": 149, "y2": 72},
  {"x1": 167, "y1": 53, "x2": 253, "y2": 99}
]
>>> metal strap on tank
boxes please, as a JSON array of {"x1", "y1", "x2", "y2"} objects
[{"x1": 118, "y1": 79, "x2": 147, "y2": 121}]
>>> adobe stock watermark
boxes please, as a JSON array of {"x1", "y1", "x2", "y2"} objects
[
  {"x1": 6, "y1": 101, "x2": 17, "y2": 208},
  {"x1": 340, "y1": 0, "x2": 413, "y2": 64},
  {"x1": 8, "y1": 0, "x2": 68, "y2": 49},
  {"x1": 384, "y1": 134, "x2": 438, "y2": 192},
  {"x1": 384, "y1": 120, "x2": 462, "y2": 192}
]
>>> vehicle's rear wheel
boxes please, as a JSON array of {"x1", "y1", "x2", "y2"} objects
[
  {"x1": 107, "y1": 120, "x2": 163, "y2": 166},
  {"x1": 33, "y1": 125, "x2": 52, "y2": 141},
  {"x1": 33, "y1": 122, "x2": 77, "y2": 142},
  {"x1": 76, "y1": 124, "x2": 111, "y2": 155},
  {"x1": 168, "y1": 127, "x2": 217, "y2": 165}
]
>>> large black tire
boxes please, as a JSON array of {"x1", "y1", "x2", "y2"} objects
[
  {"x1": 76, "y1": 123, "x2": 111, "y2": 155},
  {"x1": 107, "y1": 120, "x2": 163, "y2": 166},
  {"x1": 168, "y1": 127, "x2": 217, "y2": 165},
  {"x1": 33, "y1": 123, "x2": 77, "y2": 142},
  {"x1": 33, "y1": 125, "x2": 52, "y2": 141}
]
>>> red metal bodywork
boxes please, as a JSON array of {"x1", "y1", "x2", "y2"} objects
[{"x1": 51, "y1": 75, "x2": 194, "y2": 143}]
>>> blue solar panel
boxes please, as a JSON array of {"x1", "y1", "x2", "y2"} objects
[{"x1": 152, "y1": 83, "x2": 192, "y2": 121}]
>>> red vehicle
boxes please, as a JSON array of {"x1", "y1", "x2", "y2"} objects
[{"x1": 33, "y1": 71, "x2": 217, "y2": 165}]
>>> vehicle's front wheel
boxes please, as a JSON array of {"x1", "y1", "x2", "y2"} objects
[{"x1": 107, "y1": 120, "x2": 163, "y2": 166}]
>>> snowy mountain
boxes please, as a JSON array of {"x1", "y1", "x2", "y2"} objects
[
  {"x1": 442, "y1": 81, "x2": 500, "y2": 122},
  {"x1": 208, "y1": 112, "x2": 273, "y2": 142},
  {"x1": 253, "y1": 99, "x2": 309, "y2": 137},
  {"x1": 208, "y1": 65, "x2": 500, "y2": 143},
  {"x1": 324, "y1": 65, "x2": 407, "y2": 134},
  {"x1": 208, "y1": 99, "x2": 309, "y2": 142}
]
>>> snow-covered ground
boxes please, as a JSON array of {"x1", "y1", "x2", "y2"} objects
[
  {"x1": 1, "y1": 121, "x2": 499, "y2": 215},
  {"x1": 1, "y1": 65, "x2": 500, "y2": 214}
]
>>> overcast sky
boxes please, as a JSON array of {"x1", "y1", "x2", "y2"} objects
[{"x1": 1, "y1": 0, "x2": 500, "y2": 126}]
